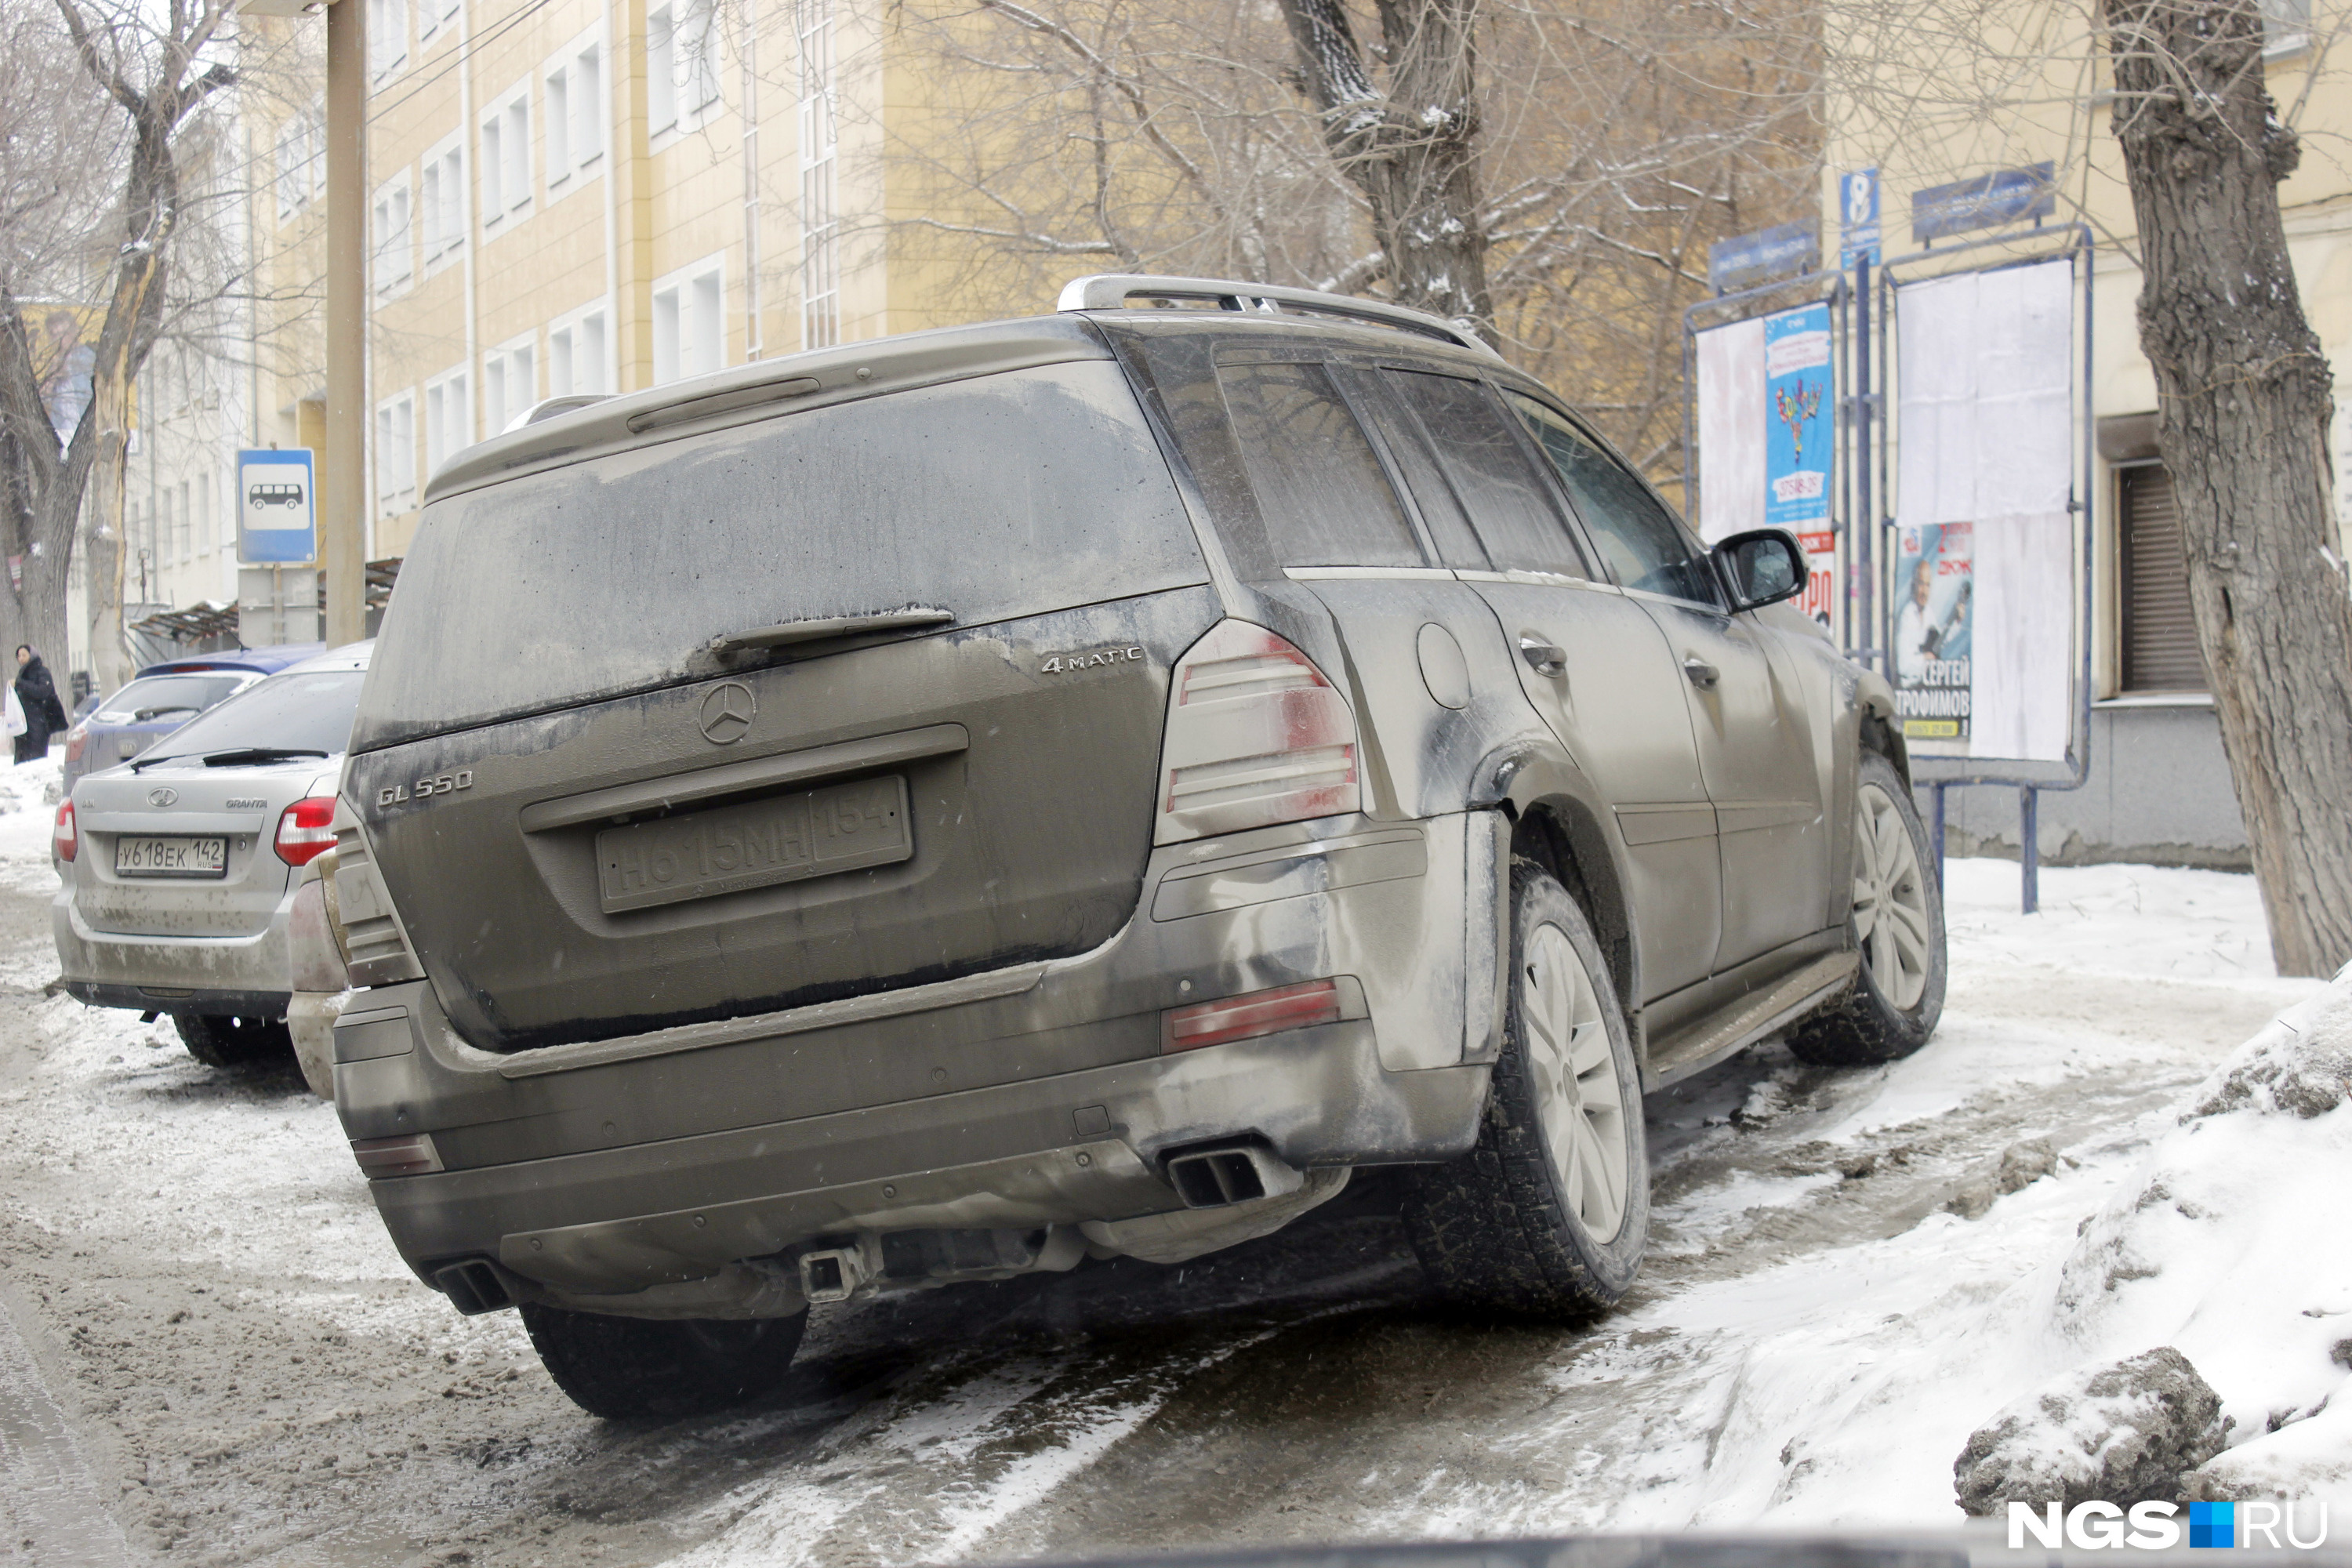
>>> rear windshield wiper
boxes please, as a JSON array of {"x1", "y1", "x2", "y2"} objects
[
  {"x1": 707, "y1": 607, "x2": 953, "y2": 659},
  {"x1": 135, "y1": 746, "x2": 329, "y2": 771},
  {"x1": 132, "y1": 705, "x2": 201, "y2": 721}
]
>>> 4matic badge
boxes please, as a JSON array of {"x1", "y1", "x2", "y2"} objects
[{"x1": 1040, "y1": 645, "x2": 1144, "y2": 675}]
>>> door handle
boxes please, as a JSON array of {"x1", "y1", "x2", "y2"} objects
[
  {"x1": 1683, "y1": 657, "x2": 1720, "y2": 689},
  {"x1": 1519, "y1": 637, "x2": 1566, "y2": 677}
]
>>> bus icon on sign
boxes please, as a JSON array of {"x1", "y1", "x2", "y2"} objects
[{"x1": 237, "y1": 447, "x2": 317, "y2": 564}]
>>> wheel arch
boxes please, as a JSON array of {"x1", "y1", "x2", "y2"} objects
[
  {"x1": 1853, "y1": 666, "x2": 1913, "y2": 786},
  {"x1": 1471, "y1": 744, "x2": 1640, "y2": 1011}
]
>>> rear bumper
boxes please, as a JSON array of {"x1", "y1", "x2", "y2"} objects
[
  {"x1": 338, "y1": 809, "x2": 1512, "y2": 1310},
  {"x1": 52, "y1": 890, "x2": 297, "y2": 1018}
]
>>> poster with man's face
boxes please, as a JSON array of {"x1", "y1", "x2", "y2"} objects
[{"x1": 1893, "y1": 522, "x2": 1973, "y2": 742}]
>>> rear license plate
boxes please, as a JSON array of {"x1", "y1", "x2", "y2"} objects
[
  {"x1": 596, "y1": 775, "x2": 912, "y2": 913},
  {"x1": 114, "y1": 835, "x2": 228, "y2": 879}
]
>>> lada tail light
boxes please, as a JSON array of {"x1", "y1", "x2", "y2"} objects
[
  {"x1": 1154, "y1": 621, "x2": 1359, "y2": 844},
  {"x1": 1163, "y1": 978, "x2": 1345, "y2": 1053},
  {"x1": 275, "y1": 796, "x2": 338, "y2": 866},
  {"x1": 62, "y1": 724, "x2": 86, "y2": 764},
  {"x1": 53, "y1": 800, "x2": 74, "y2": 862}
]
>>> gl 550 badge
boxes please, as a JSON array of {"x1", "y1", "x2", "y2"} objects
[{"x1": 378, "y1": 771, "x2": 474, "y2": 808}]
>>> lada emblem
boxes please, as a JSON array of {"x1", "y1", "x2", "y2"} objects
[
  {"x1": 699, "y1": 681, "x2": 757, "y2": 745},
  {"x1": 147, "y1": 787, "x2": 178, "y2": 808}
]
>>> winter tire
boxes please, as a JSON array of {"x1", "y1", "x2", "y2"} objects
[
  {"x1": 1787, "y1": 749, "x2": 1947, "y2": 1065},
  {"x1": 1404, "y1": 857, "x2": 1648, "y2": 1318},
  {"x1": 520, "y1": 1304, "x2": 805, "y2": 1420},
  {"x1": 173, "y1": 1012, "x2": 293, "y2": 1069}
]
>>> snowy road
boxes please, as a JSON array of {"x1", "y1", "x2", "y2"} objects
[{"x1": 0, "y1": 755, "x2": 2326, "y2": 1567}]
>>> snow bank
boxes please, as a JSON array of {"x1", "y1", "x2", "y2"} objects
[{"x1": 2035, "y1": 971, "x2": 2352, "y2": 1507}]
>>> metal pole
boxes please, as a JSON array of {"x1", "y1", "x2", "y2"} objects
[
  {"x1": 1932, "y1": 782, "x2": 1947, "y2": 890},
  {"x1": 1853, "y1": 252, "x2": 1874, "y2": 669},
  {"x1": 323, "y1": 0, "x2": 368, "y2": 647},
  {"x1": 2020, "y1": 786, "x2": 2039, "y2": 915}
]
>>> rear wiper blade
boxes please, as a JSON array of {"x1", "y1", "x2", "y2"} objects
[
  {"x1": 198, "y1": 746, "x2": 330, "y2": 768},
  {"x1": 707, "y1": 607, "x2": 953, "y2": 659}
]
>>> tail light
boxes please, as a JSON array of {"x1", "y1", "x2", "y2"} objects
[
  {"x1": 1163, "y1": 978, "x2": 1345, "y2": 1053},
  {"x1": 1155, "y1": 621, "x2": 1359, "y2": 844},
  {"x1": 62, "y1": 724, "x2": 86, "y2": 764},
  {"x1": 53, "y1": 800, "x2": 74, "y2": 862},
  {"x1": 274, "y1": 796, "x2": 337, "y2": 866}
]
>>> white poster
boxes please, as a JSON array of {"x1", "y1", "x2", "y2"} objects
[
  {"x1": 1971, "y1": 512, "x2": 2074, "y2": 762},
  {"x1": 1695, "y1": 317, "x2": 1766, "y2": 545},
  {"x1": 1894, "y1": 259, "x2": 2074, "y2": 760}
]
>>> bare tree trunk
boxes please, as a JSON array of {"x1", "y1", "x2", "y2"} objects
[
  {"x1": 2104, "y1": 0, "x2": 2352, "y2": 975},
  {"x1": 1277, "y1": 0, "x2": 1492, "y2": 330}
]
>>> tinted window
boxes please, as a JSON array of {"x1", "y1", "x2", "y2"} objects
[
  {"x1": 1510, "y1": 393, "x2": 1717, "y2": 604},
  {"x1": 358, "y1": 361, "x2": 1208, "y2": 748},
  {"x1": 139, "y1": 671, "x2": 366, "y2": 764},
  {"x1": 1384, "y1": 370, "x2": 1585, "y2": 577},
  {"x1": 1344, "y1": 372, "x2": 1490, "y2": 571},
  {"x1": 94, "y1": 673, "x2": 251, "y2": 723},
  {"x1": 1216, "y1": 360, "x2": 1421, "y2": 568}
]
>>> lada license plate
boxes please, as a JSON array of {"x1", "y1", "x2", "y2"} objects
[
  {"x1": 597, "y1": 775, "x2": 911, "y2": 913},
  {"x1": 114, "y1": 835, "x2": 227, "y2": 878}
]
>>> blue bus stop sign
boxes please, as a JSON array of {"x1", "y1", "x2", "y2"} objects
[{"x1": 237, "y1": 448, "x2": 316, "y2": 564}]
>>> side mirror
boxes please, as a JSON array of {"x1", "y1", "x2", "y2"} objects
[{"x1": 1713, "y1": 528, "x2": 1808, "y2": 612}]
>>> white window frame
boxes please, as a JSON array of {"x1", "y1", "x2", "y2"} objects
[
  {"x1": 424, "y1": 364, "x2": 472, "y2": 477},
  {"x1": 417, "y1": 0, "x2": 459, "y2": 49},
  {"x1": 546, "y1": 300, "x2": 612, "y2": 398},
  {"x1": 651, "y1": 255, "x2": 725, "y2": 385},
  {"x1": 372, "y1": 170, "x2": 414, "y2": 297},
  {"x1": 649, "y1": 0, "x2": 721, "y2": 142},
  {"x1": 797, "y1": 0, "x2": 840, "y2": 350},
  {"x1": 274, "y1": 114, "x2": 311, "y2": 221},
  {"x1": 543, "y1": 24, "x2": 605, "y2": 201},
  {"x1": 376, "y1": 390, "x2": 418, "y2": 516},
  {"x1": 479, "y1": 81, "x2": 532, "y2": 233},
  {"x1": 419, "y1": 130, "x2": 466, "y2": 274},
  {"x1": 483, "y1": 331, "x2": 538, "y2": 434},
  {"x1": 368, "y1": 0, "x2": 408, "y2": 82}
]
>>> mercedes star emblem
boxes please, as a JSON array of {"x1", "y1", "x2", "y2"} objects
[
  {"x1": 147, "y1": 788, "x2": 178, "y2": 808},
  {"x1": 699, "y1": 681, "x2": 757, "y2": 745}
]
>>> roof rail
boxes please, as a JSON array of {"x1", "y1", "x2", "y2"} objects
[{"x1": 1057, "y1": 274, "x2": 1501, "y2": 361}]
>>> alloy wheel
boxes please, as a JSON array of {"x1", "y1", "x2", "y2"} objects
[
  {"x1": 1853, "y1": 780, "x2": 1933, "y2": 1011},
  {"x1": 1519, "y1": 922, "x2": 1629, "y2": 1243}
]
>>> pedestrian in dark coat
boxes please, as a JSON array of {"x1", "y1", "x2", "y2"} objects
[{"x1": 13, "y1": 647, "x2": 66, "y2": 764}]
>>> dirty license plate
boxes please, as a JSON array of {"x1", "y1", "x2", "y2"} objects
[
  {"x1": 597, "y1": 775, "x2": 912, "y2": 913},
  {"x1": 114, "y1": 835, "x2": 227, "y2": 879}
]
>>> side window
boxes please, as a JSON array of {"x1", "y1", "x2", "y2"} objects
[
  {"x1": 1509, "y1": 393, "x2": 1717, "y2": 604},
  {"x1": 1216, "y1": 359, "x2": 1424, "y2": 568},
  {"x1": 1383, "y1": 369, "x2": 1586, "y2": 578}
]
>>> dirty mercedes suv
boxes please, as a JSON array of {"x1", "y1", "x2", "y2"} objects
[{"x1": 328, "y1": 275, "x2": 1946, "y2": 1418}]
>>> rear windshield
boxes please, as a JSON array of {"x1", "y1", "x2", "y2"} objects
[
  {"x1": 94, "y1": 673, "x2": 252, "y2": 724},
  {"x1": 137, "y1": 671, "x2": 366, "y2": 766},
  {"x1": 355, "y1": 361, "x2": 1207, "y2": 749}
]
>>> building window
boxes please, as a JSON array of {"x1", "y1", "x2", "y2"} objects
[
  {"x1": 372, "y1": 172, "x2": 413, "y2": 295},
  {"x1": 419, "y1": 136, "x2": 465, "y2": 269},
  {"x1": 199, "y1": 470, "x2": 215, "y2": 556},
  {"x1": 484, "y1": 335, "x2": 536, "y2": 433},
  {"x1": 368, "y1": 0, "x2": 408, "y2": 80},
  {"x1": 544, "y1": 31, "x2": 604, "y2": 195},
  {"x1": 2118, "y1": 463, "x2": 2205, "y2": 693},
  {"x1": 274, "y1": 114, "x2": 318, "y2": 220},
  {"x1": 650, "y1": 0, "x2": 720, "y2": 137},
  {"x1": 418, "y1": 0, "x2": 458, "y2": 46},
  {"x1": 548, "y1": 307, "x2": 608, "y2": 397},
  {"x1": 425, "y1": 368, "x2": 471, "y2": 474},
  {"x1": 376, "y1": 393, "x2": 417, "y2": 516},
  {"x1": 481, "y1": 86, "x2": 530, "y2": 229},
  {"x1": 796, "y1": 0, "x2": 838, "y2": 349},
  {"x1": 2262, "y1": 0, "x2": 2310, "y2": 56},
  {"x1": 652, "y1": 260, "x2": 723, "y2": 384},
  {"x1": 176, "y1": 479, "x2": 191, "y2": 563}
]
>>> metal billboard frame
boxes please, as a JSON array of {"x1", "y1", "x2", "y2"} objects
[{"x1": 1875, "y1": 223, "x2": 2097, "y2": 913}]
